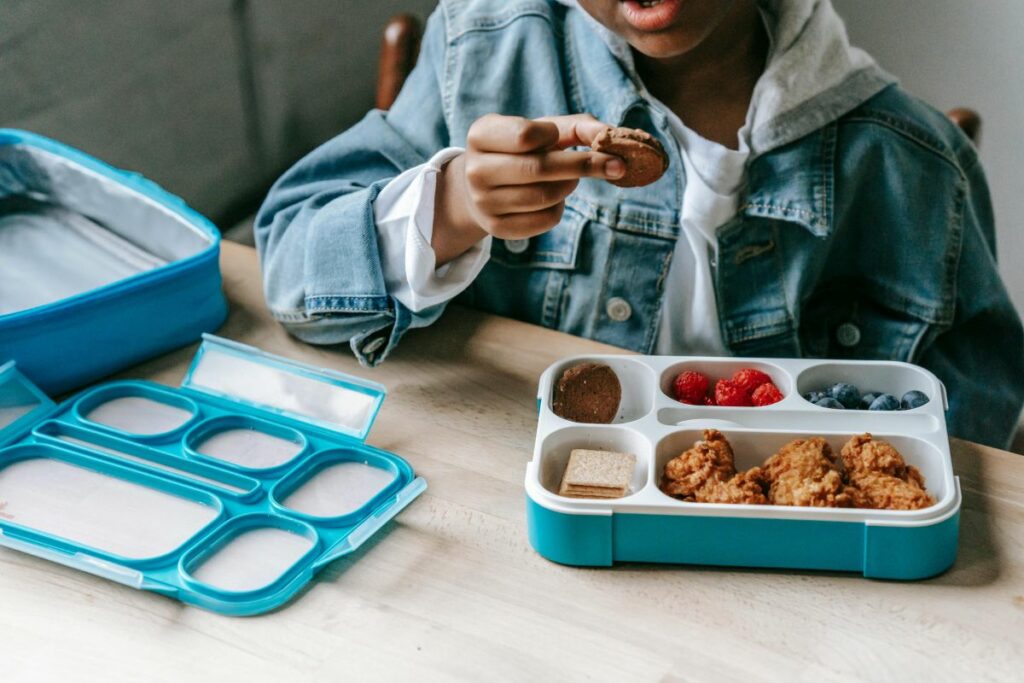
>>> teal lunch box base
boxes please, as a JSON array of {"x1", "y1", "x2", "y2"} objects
[
  {"x1": 0, "y1": 129, "x2": 226, "y2": 395},
  {"x1": 0, "y1": 336, "x2": 425, "y2": 616},
  {"x1": 528, "y1": 354, "x2": 962, "y2": 581},
  {"x1": 526, "y1": 491, "x2": 961, "y2": 580}
]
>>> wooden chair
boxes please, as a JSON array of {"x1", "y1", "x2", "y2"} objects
[
  {"x1": 376, "y1": 14, "x2": 422, "y2": 111},
  {"x1": 376, "y1": 14, "x2": 981, "y2": 143}
]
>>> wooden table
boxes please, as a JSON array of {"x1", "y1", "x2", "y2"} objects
[{"x1": 2, "y1": 242, "x2": 1022, "y2": 682}]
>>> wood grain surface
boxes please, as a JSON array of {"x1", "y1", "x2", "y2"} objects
[{"x1": 1, "y1": 242, "x2": 1021, "y2": 682}]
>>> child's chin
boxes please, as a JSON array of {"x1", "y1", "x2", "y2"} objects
[{"x1": 624, "y1": 31, "x2": 703, "y2": 60}]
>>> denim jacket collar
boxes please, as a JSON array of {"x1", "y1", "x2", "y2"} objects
[{"x1": 563, "y1": 9, "x2": 836, "y2": 239}]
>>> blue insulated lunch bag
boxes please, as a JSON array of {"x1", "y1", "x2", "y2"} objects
[{"x1": 0, "y1": 129, "x2": 227, "y2": 394}]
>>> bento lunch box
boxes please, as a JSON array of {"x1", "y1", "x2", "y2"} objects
[
  {"x1": 0, "y1": 129, "x2": 227, "y2": 395},
  {"x1": 525, "y1": 355, "x2": 960, "y2": 580},
  {"x1": 0, "y1": 335, "x2": 425, "y2": 615}
]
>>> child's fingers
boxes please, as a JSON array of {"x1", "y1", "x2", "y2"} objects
[
  {"x1": 467, "y1": 114, "x2": 560, "y2": 153},
  {"x1": 535, "y1": 113, "x2": 613, "y2": 149},
  {"x1": 479, "y1": 204, "x2": 566, "y2": 240},
  {"x1": 467, "y1": 149, "x2": 624, "y2": 186},
  {"x1": 474, "y1": 179, "x2": 579, "y2": 214}
]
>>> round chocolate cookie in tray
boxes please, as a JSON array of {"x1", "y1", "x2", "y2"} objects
[{"x1": 527, "y1": 355, "x2": 959, "y2": 580}]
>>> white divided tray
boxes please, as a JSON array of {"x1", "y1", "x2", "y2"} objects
[{"x1": 524, "y1": 355, "x2": 961, "y2": 579}]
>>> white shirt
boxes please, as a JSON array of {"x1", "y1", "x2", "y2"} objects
[
  {"x1": 653, "y1": 112, "x2": 749, "y2": 355},
  {"x1": 370, "y1": 121, "x2": 747, "y2": 355},
  {"x1": 372, "y1": 147, "x2": 490, "y2": 312}
]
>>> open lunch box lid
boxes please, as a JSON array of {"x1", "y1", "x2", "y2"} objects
[
  {"x1": 0, "y1": 337, "x2": 424, "y2": 616},
  {"x1": 0, "y1": 128, "x2": 227, "y2": 396}
]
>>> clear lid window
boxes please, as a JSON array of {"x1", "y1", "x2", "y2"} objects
[{"x1": 182, "y1": 337, "x2": 385, "y2": 440}]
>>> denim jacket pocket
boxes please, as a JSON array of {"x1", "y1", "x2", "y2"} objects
[{"x1": 799, "y1": 287, "x2": 948, "y2": 362}]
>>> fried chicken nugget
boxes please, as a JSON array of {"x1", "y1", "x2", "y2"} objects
[
  {"x1": 661, "y1": 429, "x2": 735, "y2": 500},
  {"x1": 761, "y1": 437, "x2": 851, "y2": 507},
  {"x1": 694, "y1": 467, "x2": 768, "y2": 505},
  {"x1": 840, "y1": 433, "x2": 934, "y2": 510},
  {"x1": 661, "y1": 430, "x2": 767, "y2": 504},
  {"x1": 840, "y1": 433, "x2": 910, "y2": 478},
  {"x1": 845, "y1": 472, "x2": 934, "y2": 510}
]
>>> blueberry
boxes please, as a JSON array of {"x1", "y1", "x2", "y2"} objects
[
  {"x1": 868, "y1": 394, "x2": 900, "y2": 411},
  {"x1": 815, "y1": 397, "x2": 845, "y2": 409},
  {"x1": 859, "y1": 392, "x2": 879, "y2": 410},
  {"x1": 803, "y1": 391, "x2": 825, "y2": 404},
  {"x1": 901, "y1": 390, "x2": 929, "y2": 410},
  {"x1": 829, "y1": 382, "x2": 861, "y2": 409}
]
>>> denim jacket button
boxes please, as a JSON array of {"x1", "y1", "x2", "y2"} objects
[
  {"x1": 361, "y1": 336, "x2": 386, "y2": 355},
  {"x1": 606, "y1": 297, "x2": 632, "y2": 322},
  {"x1": 505, "y1": 238, "x2": 529, "y2": 254},
  {"x1": 836, "y1": 322, "x2": 861, "y2": 347}
]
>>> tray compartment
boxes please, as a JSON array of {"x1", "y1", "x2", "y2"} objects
[
  {"x1": 658, "y1": 358, "x2": 792, "y2": 406},
  {"x1": 74, "y1": 383, "x2": 198, "y2": 439},
  {"x1": 0, "y1": 443, "x2": 220, "y2": 562},
  {"x1": 271, "y1": 448, "x2": 401, "y2": 522},
  {"x1": 537, "y1": 425, "x2": 652, "y2": 499},
  {"x1": 184, "y1": 415, "x2": 307, "y2": 472},
  {"x1": 545, "y1": 356, "x2": 656, "y2": 424},
  {"x1": 181, "y1": 514, "x2": 318, "y2": 595},
  {"x1": 796, "y1": 361, "x2": 941, "y2": 411},
  {"x1": 33, "y1": 421, "x2": 258, "y2": 497},
  {"x1": 652, "y1": 428, "x2": 953, "y2": 512}
]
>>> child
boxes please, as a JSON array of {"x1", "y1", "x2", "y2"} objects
[{"x1": 255, "y1": 0, "x2": 1023, "y2": 448}]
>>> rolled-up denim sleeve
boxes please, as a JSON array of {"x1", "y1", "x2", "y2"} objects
[
  {"x1": 917, "y1": 151, "x2": 1024, "y2": 448},
  {"x1": 254, "y1": 9, "x2": 453, "y2": 366}
]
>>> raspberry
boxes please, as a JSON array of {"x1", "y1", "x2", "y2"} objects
[
  {"x1": 704, "y1": 395, "x2": 717, "y2": 406},
  {"x1": 751, "y1": 382, "x2": 784, "y2": 406},
  {"x1": 731, "y1": 368, "x2": 773, "y2": 398},
  {"x1": 673, "y1": 370, "x2": 709, "y2": 404},
  {"x1": 714, "y1": 379, "x2": 751, "y2": 407}
]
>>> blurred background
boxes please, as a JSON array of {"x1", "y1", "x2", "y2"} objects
[{"x1": 2, "y1": 0, "x2": 1021, "y2": 318}]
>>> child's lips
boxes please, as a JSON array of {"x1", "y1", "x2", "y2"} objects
[{"x1": 619, "y1": 0, "x2": 684, "y2": 32}]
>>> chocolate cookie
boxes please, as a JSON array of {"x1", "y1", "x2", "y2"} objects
[
  {"x1": 551, "y1": 362, "x2": 622, "y2": 424},
  {"x1": 592, "y1": 126, "x2": 669, "y2": 188}
]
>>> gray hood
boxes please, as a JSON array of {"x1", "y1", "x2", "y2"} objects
[{"x1": 556, "y1": 0, "x2": 896, "y2": 153}]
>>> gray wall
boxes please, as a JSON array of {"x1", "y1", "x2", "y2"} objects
[
  {"x1": 833, "y1": 0, "x2": 1024, "y2": 315},
  {"x1": 1, "y1": 0, "x2": 438, "y2": 225}
]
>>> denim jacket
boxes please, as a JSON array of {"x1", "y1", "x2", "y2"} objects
[{"x1": 256, "y1": 0, "x2": 1024, "y2": 447}]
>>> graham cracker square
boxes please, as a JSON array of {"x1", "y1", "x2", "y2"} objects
[{"x1": 558, "y1": 448, "x2": 635, "y2": 498}]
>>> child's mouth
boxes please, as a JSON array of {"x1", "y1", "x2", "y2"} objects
[{"x1": 619, "y1": 0, "x2": 684, "y2": 32}]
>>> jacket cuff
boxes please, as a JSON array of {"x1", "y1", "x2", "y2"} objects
[{"x1": 348, "y1": 298, "x2": 449, "y2": 367}]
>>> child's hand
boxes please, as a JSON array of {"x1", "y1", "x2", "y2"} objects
[{"x1": 432, "y1": 113, "x2": 625, "y2": 265}]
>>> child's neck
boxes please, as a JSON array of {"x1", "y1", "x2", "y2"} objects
[{"x1": 634, "y1": 2, "x2": 768, "y2": 150}]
